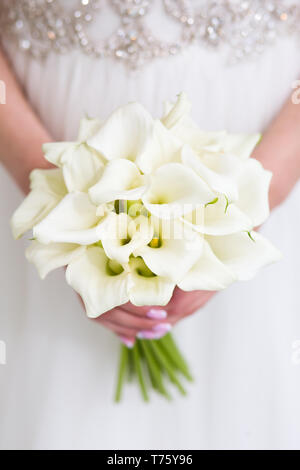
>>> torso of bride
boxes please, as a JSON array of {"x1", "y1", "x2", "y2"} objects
[{"x1": 0, "y1": 2, "x2": 300, "y2": 452}]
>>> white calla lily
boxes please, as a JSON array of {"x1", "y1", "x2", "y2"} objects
[
  {"x1": 87, "y1": 102, "x2": 182, "y2": 174},
  {"x1": 182, "y1": 146, "x2": 272, "y2": 227},
  {"x1": 43, "y1": 142, "x2": 104, "y2": 193},
  {"x1": 60, "y1": 144, "x2": 103, "y2": 193},
  {"x1": 182, "y1": 195, "x2": 252, "y2": 236},
  {"x1": 96, "y1": 202, "x2": 115, "y2": 217},
  {"x1": 43, "y1": 118, "x2": 101, "y2": 167},
  {"x1": 208, "y1": 231, "x2": 282, "y2": 281},
  {"x1": 162, "y1": 95, "x2": 260, "y2": 160},
  {"x1": 26, "y1": 241, "x2": 85, "y2": 279},
  {"x1": 222, "y1": 133, "x2": 261, "y2": 159},
  {"x1": 234, "y1": 158, "x2": 272, "y2": 226},
  {"x1": 43, "y1": 116, "x2": 104, "y2": 193},
  {"x1": 173, "y1": 128, "x2": 228, "y2": 154},
  {"x1": 66, "y1": 247, "x2": 175, "y2": 316},
  {"x1": 142, "y1": 163, "x2": 216, "y2": 219},
  {"x1": 161, "y1": 93, "x2": 192, "y2": 130},
  {"x1": 87, "y1": 102, "x2": 154, "y2": 161},
  {"x1": 134, "y1": 217, "x2": 204, "y2": 282},
  {"x1": 136, "y1": 120, "x2": 182, "y2": 174},
  {"x1": 33, "y1": 192, "x2": 102, "y2": 245},
  {"x1": 11, "y1": 168, "x2": 67, "y2": 239},
  {"x1": 89, "y1": 159, "x2": 147, "y2": 205},
  {"x1": 182, "y1": 132, "x2": 261, "y2": 159},
  {"x1": 66, "y1": 247, "x2": 129, "y2": 317},
  {"x1": 162, "y1": 97, "x2": 228, "y2": 153},
  {"x1": 42, "y1": 142, "x2": 73, "y2": 166},
  {"x1": 100, "y1": 212, "x2": 154, "y2": 264},
  {"x1": 182, "y1": 145, "x2": 242, "y2": 202},
  {"x1": 77, "y1": 116, "x2": 102, "y2": 142},
  {"x1": 127, "y1": 257, "x2": 175, "y2": 307},
  {"x1": 162, "y1": 93, "x2": 199, "y2": 137},
  {"x1": 178, "y1": 239, "x2": 235, "y2": 291}
]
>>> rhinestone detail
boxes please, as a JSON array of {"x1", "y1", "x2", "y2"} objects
[{"x1": 0, "y1": 0, "x2": 299, "y2": 68}]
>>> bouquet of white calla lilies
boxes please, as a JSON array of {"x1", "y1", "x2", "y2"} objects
[{"x1": 11, "y1": 93, "x2": 281, "y2": 401}]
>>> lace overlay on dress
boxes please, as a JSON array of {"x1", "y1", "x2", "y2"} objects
[{"x1": 0, "y1": 0, "x2": 299, "y2": 68}]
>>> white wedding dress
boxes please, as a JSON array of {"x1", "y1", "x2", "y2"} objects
[{"x1": 0, "y1": 0, "x2": 300, "y2": 450}]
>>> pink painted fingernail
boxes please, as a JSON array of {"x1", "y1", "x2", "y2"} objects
[
  {"x1": 153, "y1": 330, "x2": 170, "y2": 339},
  {"x1": 146, "y1": 308, "x2": 168, "y2": 320},
  {"x1": 137, "y1": 331, "x2": 158, "y2": 340},
  {"x1": 119, "y1": 336, "x2": 135, "y2": 348},
  {"x1": 153, "y1": 323, "x2": 172, "y2": 333},
  {"x1": 137, "y1": 324, "x2": 172, "y2": 340}
]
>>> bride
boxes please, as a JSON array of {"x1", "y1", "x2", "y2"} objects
[{"x1": 0, "y1": 0, "x2": 300, "y2": 450}]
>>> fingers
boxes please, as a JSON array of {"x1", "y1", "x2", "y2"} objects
[
  {"x1": 166, "y1": 288, "x2": 216, "y2": 325},
  {"x1": 99, "y1": 319, "x2": 136, "y2": 340},
  {"x1": 87, "y1": 289, "x2": 216, "y2": 344},
  {"x1": 118, "y1": 336, "x2": 136, "y2": 348},
  {"x1": 121, "y1": 302, "x2": 169, "y2": 319},
  {"x1": 119, "y1": 288, "x2": 214, "y2": 320},
  {"x1": 120, "y1": 303, "x2": 151, "y2": 316},
  {"x1": 100, "y1": 308, "x2": 167, "y2": 331},
  {"x1": 96, "y1": 307, "x2": 171, "y2": 344}
]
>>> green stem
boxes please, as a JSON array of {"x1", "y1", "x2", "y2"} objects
[
  {"x1": 160, "y1": 334, "x2": 193, "y2": 381},
  {"x1": 149, "y1": 341, "x2": 186, "y2": 396},
  {"x1": 133, "y1": 343, "x2": 149, "y2": 402},
  {"x1": 127, "y1": 348, "x2": 135, "y2": 382},
  {"x1": 114, "y1": 334, "x2": 192, "y2": 402},
  {"x1": 115, "y1": 345, "x2": 129, "y2": 403},
  {"x1": 137, "y1": 340, "x2": 157, "y2": 390},
  {"x1": 139, "y1": 339, "x2": 171, "y2": 400}
]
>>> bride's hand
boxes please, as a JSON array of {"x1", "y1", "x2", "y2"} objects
[{"x1": 95, "y1": 288, "x2": 216, "y2": 347}]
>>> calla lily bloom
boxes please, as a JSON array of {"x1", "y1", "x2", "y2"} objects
[
  {"x1": 163, "y1": 93, "x2": 261, "y2": 160},
  {"x1": 89, "y1": 159, "x2": 147, "y2": 205},
  {"x1": 11, "y1": 168, "x2": 67, "y2": 239},
  {"x1": 87, "y1": 102, "x2": 182, "y2": 174},
  {"x1": 43, "y1": 117, "x2": 104, "y2": 193},
  {"x1": 134, "y1": 216, "x2": 204, "y2": 283},
  {"x1": 33, "y1": 192, "x2": 104, "y2": 245},
  {"x1": 26, "y1": 241, "x2": 85, "y2": 280},
  {"x1": 66, "y1": 247, "x2": 175, "y2": 317},
  {"x1": 99, "y1": 212, "x2": 154, "y2": 264},
  {"x1": 11, "y1": 94, "x2": 281, "y2": 321},
  {"x1": 142, "y1": 162, "x2": 216, "y2": 219}
]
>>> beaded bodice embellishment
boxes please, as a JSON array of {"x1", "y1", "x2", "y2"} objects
[{"x1": 0, "y1": 0, "x2": 299, "y2": 68}]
